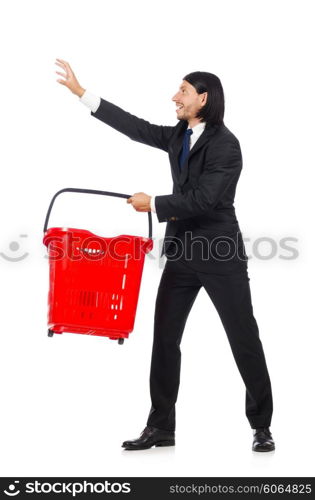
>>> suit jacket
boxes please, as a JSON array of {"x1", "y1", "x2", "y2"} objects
[{"x1": 91, "y1": 98, "x2": 248, "y2": 273}]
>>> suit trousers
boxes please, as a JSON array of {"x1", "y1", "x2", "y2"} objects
[{"x1": 146, "y1": 256, "x2": 273, "y2": 431}]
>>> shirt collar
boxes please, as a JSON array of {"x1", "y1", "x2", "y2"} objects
[{"x1": 190, "y1": 122, "x2": 206, "y2": 135}]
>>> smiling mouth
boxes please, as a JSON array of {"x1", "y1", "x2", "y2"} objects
[{"x1": 176, "y1": 105, "x2": 184, "y2": 112}]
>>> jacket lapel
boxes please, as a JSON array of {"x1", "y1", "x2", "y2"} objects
[
  {"x1": 169, "y1": 121, "x2": 187, "y2": 184},
  {"x1": 178, "y1": 125, "x2": 217, "y2": 186}
]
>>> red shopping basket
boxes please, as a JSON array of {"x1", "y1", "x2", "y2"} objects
[{"x1": 43, "y1": 188, "x2": 153, "y2": 344}]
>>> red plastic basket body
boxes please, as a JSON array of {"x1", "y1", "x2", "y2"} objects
[{"x1": 43, "y1": 189, "x2": 153, "y2": 343}]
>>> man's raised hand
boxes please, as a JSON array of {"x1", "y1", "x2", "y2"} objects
[{"x1": 55, "y1": 59, "x2": 85, "y2": 97}]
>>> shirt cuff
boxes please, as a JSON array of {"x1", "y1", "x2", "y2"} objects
[
  {"x1": 150, "y1": 196, "x2": 156, "y2": 213},
  {"x1": 79, "y1": 90, "x2": 101, "y2": 113}
]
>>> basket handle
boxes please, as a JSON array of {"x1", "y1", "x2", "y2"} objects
[{"x1": 43, "y1": 188, "x2": 153, "y2": 239}]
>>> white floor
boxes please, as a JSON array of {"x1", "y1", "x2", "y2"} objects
[{"x1": 1, "y1": 265, "x2": 314, "y2": 478}]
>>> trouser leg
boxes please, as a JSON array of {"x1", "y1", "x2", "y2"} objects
[
  {"x1": 198, "y1": 268, "x2": 273, "y2": 428},
  {"x1": 147, "y1": 259, "x2": 202, "y2": 431}
]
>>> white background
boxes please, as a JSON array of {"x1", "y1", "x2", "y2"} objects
[{"x1": 0, "y1": 0, "x2": 314, "y2": 478}]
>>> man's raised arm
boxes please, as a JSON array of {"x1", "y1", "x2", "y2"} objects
[{"x1": 55, "y1": 59, "x2": 175, "y2": 152}]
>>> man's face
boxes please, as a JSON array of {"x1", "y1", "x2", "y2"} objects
[{"x1": 172, "y1": 80, "x2": 207, "y2": 122}]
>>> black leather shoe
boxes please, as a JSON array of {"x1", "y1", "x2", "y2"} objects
[
  {"x1": 122, "y1": 426, "x2": 175, "y2": 450},
  {"x1": 252, "y1": 427, "x2": 275, "y2": 452}
]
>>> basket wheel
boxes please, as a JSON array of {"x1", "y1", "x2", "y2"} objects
[
  {"x1": 48, "y1": 329, "x2": 54, "y2": 337},
  {"x1": 118, "y1": 338, "x2": 124, "y2": 345}
]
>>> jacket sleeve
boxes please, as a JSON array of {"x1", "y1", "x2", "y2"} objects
[
  {"x1": 154, "y1": 138, "x2": 242, "y2": 222},
  {"x1": 91, "y1": 98, "x2": 175, "y2": 152}
]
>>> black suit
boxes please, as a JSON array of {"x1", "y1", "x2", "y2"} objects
[{"x1": 91, "y1": 99, "x2": 273, "y2": 431}]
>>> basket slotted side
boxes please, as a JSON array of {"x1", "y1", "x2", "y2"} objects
[{"x1": 44, "y1": 228, "x2": 153, "y2": 339}]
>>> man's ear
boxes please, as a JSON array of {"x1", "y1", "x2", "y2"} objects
[{"x1": 201, "y1": 92, "x2": 208, "y2": 107}]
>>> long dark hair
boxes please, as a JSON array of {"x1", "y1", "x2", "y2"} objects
[{"x1": 183, "y1": 71, "x2": 225, "y2": 127}]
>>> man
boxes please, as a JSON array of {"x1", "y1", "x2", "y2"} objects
[{"x1": 55, "y1": 59, "x2": 275, "y2": 452}]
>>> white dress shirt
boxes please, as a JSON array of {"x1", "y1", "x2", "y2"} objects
[{"x1": 80, "y1": 90, "x2": 206, "y2": 214}]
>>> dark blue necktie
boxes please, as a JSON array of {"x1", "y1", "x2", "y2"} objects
[{"x1": 179, "y1": 128, "x2": 193, "y2": 171}]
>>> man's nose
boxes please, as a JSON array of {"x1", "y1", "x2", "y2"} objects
[{"x1": 172, "y1": 92, "x2": 179, "y2": 101}]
